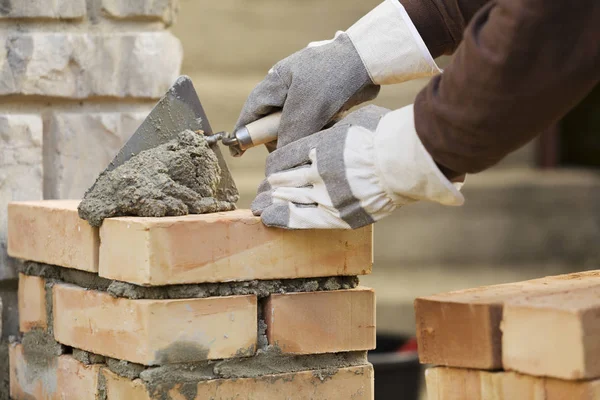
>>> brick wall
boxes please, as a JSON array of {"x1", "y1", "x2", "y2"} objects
[{"x1": 0, "y1": 0, "x2": 182, "y2": 337}]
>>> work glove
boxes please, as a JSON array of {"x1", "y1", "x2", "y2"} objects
[
  {"x1": 251, "y1": 105, "x2": 465, "y2": 229},
  {"x1": 233, "y1": 0, "x2": 440, "y2": 154}
]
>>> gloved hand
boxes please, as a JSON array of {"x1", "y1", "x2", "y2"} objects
[
  {"x1": 233, "y1": 0, "x2": 441, "y2": 155},
  {"x1": 251, "y1": 105, "x2": 465, "y2": 229}
]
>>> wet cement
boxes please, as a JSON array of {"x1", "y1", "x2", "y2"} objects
[
  {"x1": 106, "y1": 357, "x2": 146, "y2": 380},
  {"x1": 21, "y1": 261, "x2": 359, "y2": 301},
  {"x1": 78, "y1": 130, "x2": 236, "y2": 227},
  {"x1": 139, "y1": 350, "x2": 368, "y2": 400},
  {"x1": 72, "y1": 349, "x2": 106, "y2": 365}
]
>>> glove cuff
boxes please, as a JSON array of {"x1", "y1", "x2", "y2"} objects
[
  {"x1": 347, "y1": 0, "x2": 441, "y2": 85},
  {"x1": 374, "y1": 104, "x2": 465, "y2": 206}
]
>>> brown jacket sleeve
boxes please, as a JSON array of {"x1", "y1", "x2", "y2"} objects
[
  {"x1": 401, "y1": 0, "x2": 490, "y2": 58},
  {"x1": 403, "y1": 0, "x2": 600, "y2": 178}
]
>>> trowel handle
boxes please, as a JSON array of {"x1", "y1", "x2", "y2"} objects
[{"x1": 237, "y1": 111, "x2": 282, "y2": 151}]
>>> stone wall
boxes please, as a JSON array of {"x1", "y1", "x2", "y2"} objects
[{"x1": 0, "y1": 0, "x2": 182, "y2": 382}]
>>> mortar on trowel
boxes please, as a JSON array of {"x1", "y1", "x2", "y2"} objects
[{"x1": 78, "y1": 75, "x2": 282, "y2": 226}]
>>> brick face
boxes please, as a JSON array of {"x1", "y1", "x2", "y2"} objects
[
  {"x1": 9, "y1": 343, "x2": 102, "y2": 400},
  {"x1": 52, "y1": 283, "x2": 257, "y2": 365},
  {"x1": 0, "y1": 115, "x2": 43, "y2": 281},
  {"x1": 265, "y1": 287, "x2": 376, "y2": 354},
  {"x1": 99, "y1": 210, "x2": 373, "y2": 285},
  {"x1": 18, "y1": 274, "x2": 47, "y2": 332},
  {"x1": 8, "y1": 201, "x2": 99, "y2": 272},
  {"x1": 43, "y1": 111, "x2": 149, "y2": 199},
  {"x1": 102, "y1": 365, "x2": 374, "y2": 400},
  {"x1": 0, "y1": 32, "x2": 182, "y2": 98}
]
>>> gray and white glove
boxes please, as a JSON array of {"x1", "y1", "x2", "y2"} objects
[
  {"x1": 251, "y1": 105, "x2": 465, "y2": 229},
  {"x1": 234, "y1": 0, "x2": 440, "y2": 153}
]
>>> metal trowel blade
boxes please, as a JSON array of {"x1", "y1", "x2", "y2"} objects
[{"x1": 94, "y1": 75, "x2": 238, "y2": 203}]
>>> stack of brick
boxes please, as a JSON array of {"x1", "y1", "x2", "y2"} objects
[
  {"x1": 7, "y1": 200, "x2": 376, "y2": 399},
  {"x1": 0, "y1": 1, "x2": 182, "y2": 394},
  {"x1": 415, "y1": 270, "x2": 600, "y2": 399}
]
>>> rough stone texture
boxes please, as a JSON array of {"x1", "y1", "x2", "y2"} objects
[
  {"x1": 0, "y1": 0, "x2": 86, "y2": 19},
  {"x1": 0, "y1": 115, "x2": 43, "y2": 281},
  {"x1": 44, "y1": 111, "x2": 150, "y2": 200},
  {"x1": 72, "y1": 349, "x2": 106, "y2": 365},
  {"x1": 0, "y1": 32, "x2": 182, "y2": 98},
  {"x1": 79, "y1": 130, "x2": 235, "y2": 227},
  {"x1": 102, "y1": 0, "x2": 178, "y2": 25},
  {"x1": 7, "y1": 201, "x2": 99, "y2": 272}
]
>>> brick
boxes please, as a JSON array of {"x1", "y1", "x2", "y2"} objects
[
  {"x1": 99, "y1": 209, "x2": 372, "y2": 285},
  {"x1": 0, "y1": 0, "x2": 85, "y2": 19},
  {"x1": 103, "y1": 364, "x2": 374, "y2": 400},
  {"x1": 7, "y1": 200, "x2": 99, "y2": 272},
  {"x1": 0, "y1": 115, "x2": 43, "y2": 281},
  {"x1": 415, "y1": 270, "x2": 600, "y2": 369},
  {"x1": 503, "y1": 285, "x2": 600, "y2": 380},
  {"x1": 44, "y1": 111, "x2": 149, "y2": 199},
  {"x1": 425, "y1": 366, "x2": 600, "y2": 400},
  {"x1": 0, "y1": 32, "x2": 182, "y2": 98},
  {"x1": 53, "y1": 283, "x2": 257, "y2": 365},
  {"x1": 102, "y1": 0, "x2": 178, "y2": 24},
  {"x1": 265, "y1": 287, "x2": 375, "y2": 354},
  {"x1": 18, "y1": 273, "x2": 47, "y2": 332},
  {"x1": 9, "y1": 343, "x2": 101, "y2": 400}
]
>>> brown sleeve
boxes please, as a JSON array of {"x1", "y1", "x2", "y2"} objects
[
  {"x1": 400, "y1": 0, "x2": 490, "y2": 58},
  {"x1": 412, "y1": 0, "x2": 600, "y2": 178}
]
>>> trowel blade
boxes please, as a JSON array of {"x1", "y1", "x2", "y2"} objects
[{"x1": 97, "y1": 75, "x2": 238, "y2": 203}]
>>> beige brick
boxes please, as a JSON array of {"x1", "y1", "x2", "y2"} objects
[
  {"x1": 102, "y1": 0, "x2": 178, "y2": 24},
  {"x1": 103, "y1": 365, "x2": 374, "y2": 400},
  {"x1": 503, "y1": 285, "x2": 600, "y2": 380},
  {"x1": 18, "y1": 273, "x2": 47, "y2": 332},
  {"x1": 8, "y1": 200, "x2": 99, "y2": 272},
  {"x1": 415, "y1": 270, "x2": 600, "y2": 369},
  {"x1": 99, "y1": 209, "x2": 372, "y2": 285},
  {"x1": 265, "y1": 287, "x2": 375, "y2": 354},
  {"x1": 425, "y1": 366, "x2": 600, "y2": 400},
  {"x1": 0, "y1": 114, "x2": 43, "y2": 280},
  {"x1": 9, "y1": 343, "x2": 101, "y2": 400},
  {"x1": 53, "y1": 283, "x2": 257, "y2": 365},
  {"x1": 0, "y1": 0, "x2": 85, "y2": 19},
  {"x1": 0, "y1": 32, "x2": 181, "y2": 98},
  {"x1": 44, "y1": 111, "x2": 150, "y2": 199}
]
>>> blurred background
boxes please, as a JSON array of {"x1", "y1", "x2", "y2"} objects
[{"x1": 172, "y1": 0, "x2": 599, "y2": 335}]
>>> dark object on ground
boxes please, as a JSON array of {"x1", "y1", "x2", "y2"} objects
[{"x1": 368, "y1": 334, "x2": 422, "y2": 400}]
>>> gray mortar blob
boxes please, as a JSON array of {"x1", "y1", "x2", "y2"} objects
[{"x1": 78, "y1": 130, "x2": 236, "y2": 227}]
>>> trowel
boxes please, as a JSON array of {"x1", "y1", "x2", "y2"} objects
[{"x1": 97, "y1": 75, "x2": 282, "y2": 203}]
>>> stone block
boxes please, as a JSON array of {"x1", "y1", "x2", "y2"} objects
[
  {"x1": 99, "y1": 209, "x2": 373, "y2": 285},
  {"x1": 102, "y1": 0, "x2": 178, "y2": 24},
  {"x1": 7, "y1": 200, "x2": 99, "y2": 272},
  {"x1": 52, "y1": 283, "x2": 257, "y2": 365},
  {"x1": 102, "y1": 365, "x2": 374, "y2": 400},
  {"x1": 503, "y1": 285, "x2": 600, "y2": 380},
  {"x1": 18, "y1": 274, "x2": 47, "y2": 332},
  {"x1": 9, "y1": 343, "x2": 101, "y2": 400},
  {"x1": 0, "y1": 0, "x2": 86, "y2": 19},
  {"x1": 425, "y1": 366, "x2": 600, "y2": 400},
  {"x1": 415, "y1": 270, "x2": 600, "y2": 370},
  {"x1": 265, "y1": 287, "x2": 376, "y2": 355},
  {"x1": 43, "y1": 111, "x2": 149, "y2": 199},
  {"x1": 0, "y1": 114, "x2": 43, "y2": 281},
  {"x1": 0, "y1": 32, "x2": 182, "y2": 98}
]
